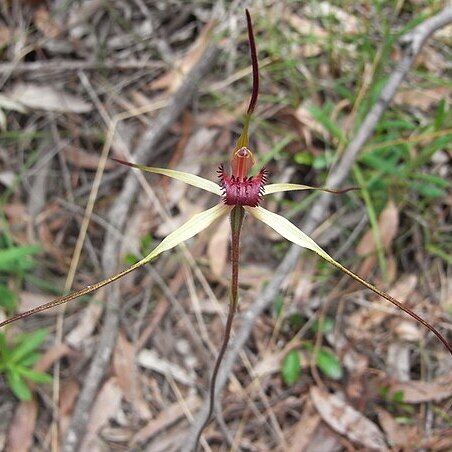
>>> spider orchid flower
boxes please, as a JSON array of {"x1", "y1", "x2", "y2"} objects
[{"x1": 0, "y1": 10, "x2": 450, "y2": 364}]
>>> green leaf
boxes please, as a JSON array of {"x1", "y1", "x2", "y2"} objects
[
  {"x1": 308, "y1": 105, "x2": 345, "y2": 143},
  {"x1": 0, "y1": 245, "x2": 40, "y2": 272},
  {"x1": 294, "y1": 152, "x2": 313, "y2": 166},
  {"x1": 123, "y1": 253, "x2": 139, "y2": 265},
  {"x1": 426, "y1": 244, "x2": 452, "y2": 265},
  {"x1": 10, "y1": 329, "x2": 48, "y2": 364},
  {"x1": 392, "y1": 390, "x2": 405, "y2": 403},
  {"x1": 412, "y1": 182, "x2": 445, "y2": 199},
  {"x1": 17, "y1": 352, "x2": 40, "y2": 368},
  {"x1": 273, "y1": 294, "x2": 284, "y2": 317},
  {"x1": 288, "y1": 312, "x2": 304, "y2": 329},
  {"x1": 434, "y1": 98, "x2": 446, "y2": 130},
  {"x1": 313, "y1": 151, "x2": 335, "y2": 170},
  {"x1": 0, "y1": 284, "x2": 17, "y2": 311},
  {"x1": 6, "y1": 371, "x2": 32, "y2": 400},
  {"x1": 311, "y1": 317, "x2": 334, "y2": 334},
  {"x1": 315, "y1": 348, "x2": 343, "y2": 380},
  {"x1": 16, "y1": 366, "x2": 52, "y2": 384},
  {"x1": 281, "y1": 350, "x2": 301, "y2": 385}
]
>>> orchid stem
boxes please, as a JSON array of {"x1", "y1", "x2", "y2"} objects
[{"x1": 194, "y1": 206, "x2": 245, "y2": 450}]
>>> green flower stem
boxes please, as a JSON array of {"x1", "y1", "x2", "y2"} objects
[{"x1": 194, "y1": 206, "x2": 245, "y2": 450}]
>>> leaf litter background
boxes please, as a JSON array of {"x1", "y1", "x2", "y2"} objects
[{"x1": 0, "y1": 1, "x2": 451, "y2": 451}]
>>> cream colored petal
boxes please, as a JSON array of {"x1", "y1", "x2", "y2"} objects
[
  {"x1": 113, "y1": 159, "x2": 222, "y2": 196},
  {"x1": 245, "y1": 206, "x2": 331, "y2": 259},
  {"x1": 145, "y1": 203, "x2": 231, "y2": 262},
  {"x1": 264, "y1": 183, "x2": 353, "y2": 196}
]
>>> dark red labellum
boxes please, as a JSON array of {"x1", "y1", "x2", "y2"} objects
[{"x1": 218, "y1": 165, "x2": 268, "y2": 207}]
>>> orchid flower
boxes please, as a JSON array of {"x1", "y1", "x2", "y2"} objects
[{"x1": 1, "y1": 10, "x2": 451, "y2": 446}]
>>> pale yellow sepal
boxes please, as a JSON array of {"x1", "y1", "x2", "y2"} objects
[
  {"x1": 131, "y1": 165, "x2": 222, "y2": 196},
  {"x1": 144, "y1": 203, "x2": 232, "y2": 263},
  {"x1": 245, "y1": 206, "x2": 332, "y2": 261},
  {"x1": 263, "y1": 183, "x2": 349, "y2": 196},
  {"x1": 263, "y1": 183, "x2": 320, "y2": 195}
]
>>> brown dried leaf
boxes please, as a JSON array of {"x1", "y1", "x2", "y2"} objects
[
  {"x1": 19, "y1": 291, "x2": 65, "y2": 316},
  {"x1": 305, "y1": 2, "x2": 362, "y2": 34},
  {"x1": 357, "y1": 201, "x2": 399, "y2": 256},
  {"x1": 288, "y1": 400, "x2": 322, "y2": 452},
  {"x1": 388, "y1": 373, "x2": 452, "y2": 403},
  {"x1": 293, "y1": 106, "x2": 329, "y2": 140},
  {"x1": 137, "y1": 349, "x2": 195, "y2": 386},
  {"x1": 415, "y1": 45, "x2": 447, "y2": 73},
  {"x1": 164, "y1": 128, "x2": 217, "y2": 208},
  {"x1": 132, "y1": 395, "x2": 201, "y2": 445},
  {"x1": 284, "y1": 13, "x2": 326, "y2": 57},
  {"x1": 207, "y1": 215, "x2": 229, "y2": 277},
  {"x1": 356, "y1": 200, "x2": 399, "y2": 280},
  {"x1": 65, "y1": 297, "x2": 104, "y2": 348},
  {"x1": 0, "y1": 26, "x2": 12, "y2": 47},
  {"x1": 310, "y1": 386, "x2": 387, "y2": 450},
  {"x1": 64, "y1": 145, "x2": 116, "y2": 170},
  {"x1": 394, "y1": 87, "x2": 451, "y2": 111},
  {"x1": 33, "y1": 343, "x2": 71, "y2": 374},
  {"x1": 7, "y1": 83, "x2": 92, "y2": 113},
  {"x1": 34, "y1": 7, "x2": 62, "y2": 39},
  {"x1": 59, "y1": 379, "x2": 81, "y2": 437},
  {"x1": 113, "y1": 333, "x2": 151, "y2": 420},
  {"x1": 376, "y1": 407, "x2": 420, "y2": 448},
  {"x1": 79, "y1": 377, "x2": 123, "y2": 451},
  {"x1": 149, "y1": 20, "x2": 215, "y2": 94},
  {"x1": 6, "y1": 399, "x2": 38, "y2": 452}
]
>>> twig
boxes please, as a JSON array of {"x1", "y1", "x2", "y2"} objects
[
  {"x1": 61, "y1": 43, "x2": 219, "y2": 452},
  {"x1": 184, "y1": 6, "x2": 452, "y2": 450},
  {"x1": 0, "y1": 59, "x2": 165, "y2": 75}
]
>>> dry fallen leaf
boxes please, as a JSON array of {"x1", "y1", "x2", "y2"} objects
[
  {"x1": 64, "y1": 145, "x2": 116, "y2": 170},
  {"x1": 376, "y1": 407, "x2": 420, "y2": 448},
  {"x1": 284, "y1": 12, "x2": 326, "y2": 57},
  {"x1": 356, "y1": 200, "x2": 399, "y2": 280},
  {"x1": 293, "y1": 105, "x2": 330, "y2": 141},
  {"x1": 59, "y1": 379, "x2": 81, "y2": 438},
  {"x1": 19, "y1": 291, "x2": 65, "y2": 316},
  {"x1": 207, "y1": 215, "x2": 229, "y2": 277},
  {"x1": 0, "y1": 26, "x2": 12, "y2": 47},
  {"x1": 113, "y1": 333, "x2": 151, "y2": 420},
  {"x1": 137, "y1": 349, "x2": 196, "y2": 386},
  {"x1": 131, "y1": 394, "x2": 201, "y2": 446},
  {"x1": 7, "y1": 83, "x2": 92, "y2": 113},
  {"x1": 6, "y1": 399, "x2": 38, "y2": 452},
  {"x1": 394, "y1": 86, "x2": 452, "y2": 111},
  {"x1": 388, "y1": 373, "x2": 452, "y2": 403},
  {"x1": 34, "y1": 6, "x2": 62, "y2": 38},
  {"x1": 305, "y1": 2, "x2": 362, "y2": 34},
  {"x1": 79, "y1": 377, "x2": 123, "y2": 451},
  {"x1": 65, "y1": 296, "x2": 104, "y2": 348},
  {"x1": 288, "y1": 400, "x2": 322, "y2": 452},
  {"x1": 310, "y1": 386, "x2": 388, "y2": 450},
  {"x1": 148, "y1": 20, "x2": 215, "y2": 94}
]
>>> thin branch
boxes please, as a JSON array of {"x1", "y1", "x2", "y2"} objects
[
  {"x1": 0, "y1": 59, "x2": 165, "y2": 75},
  {"x1": 184, "y1": 6, "x2": 452, "y2": 450},
  {"x1": 61, "y1": 44, "x2": 220, "y2": 452}
]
